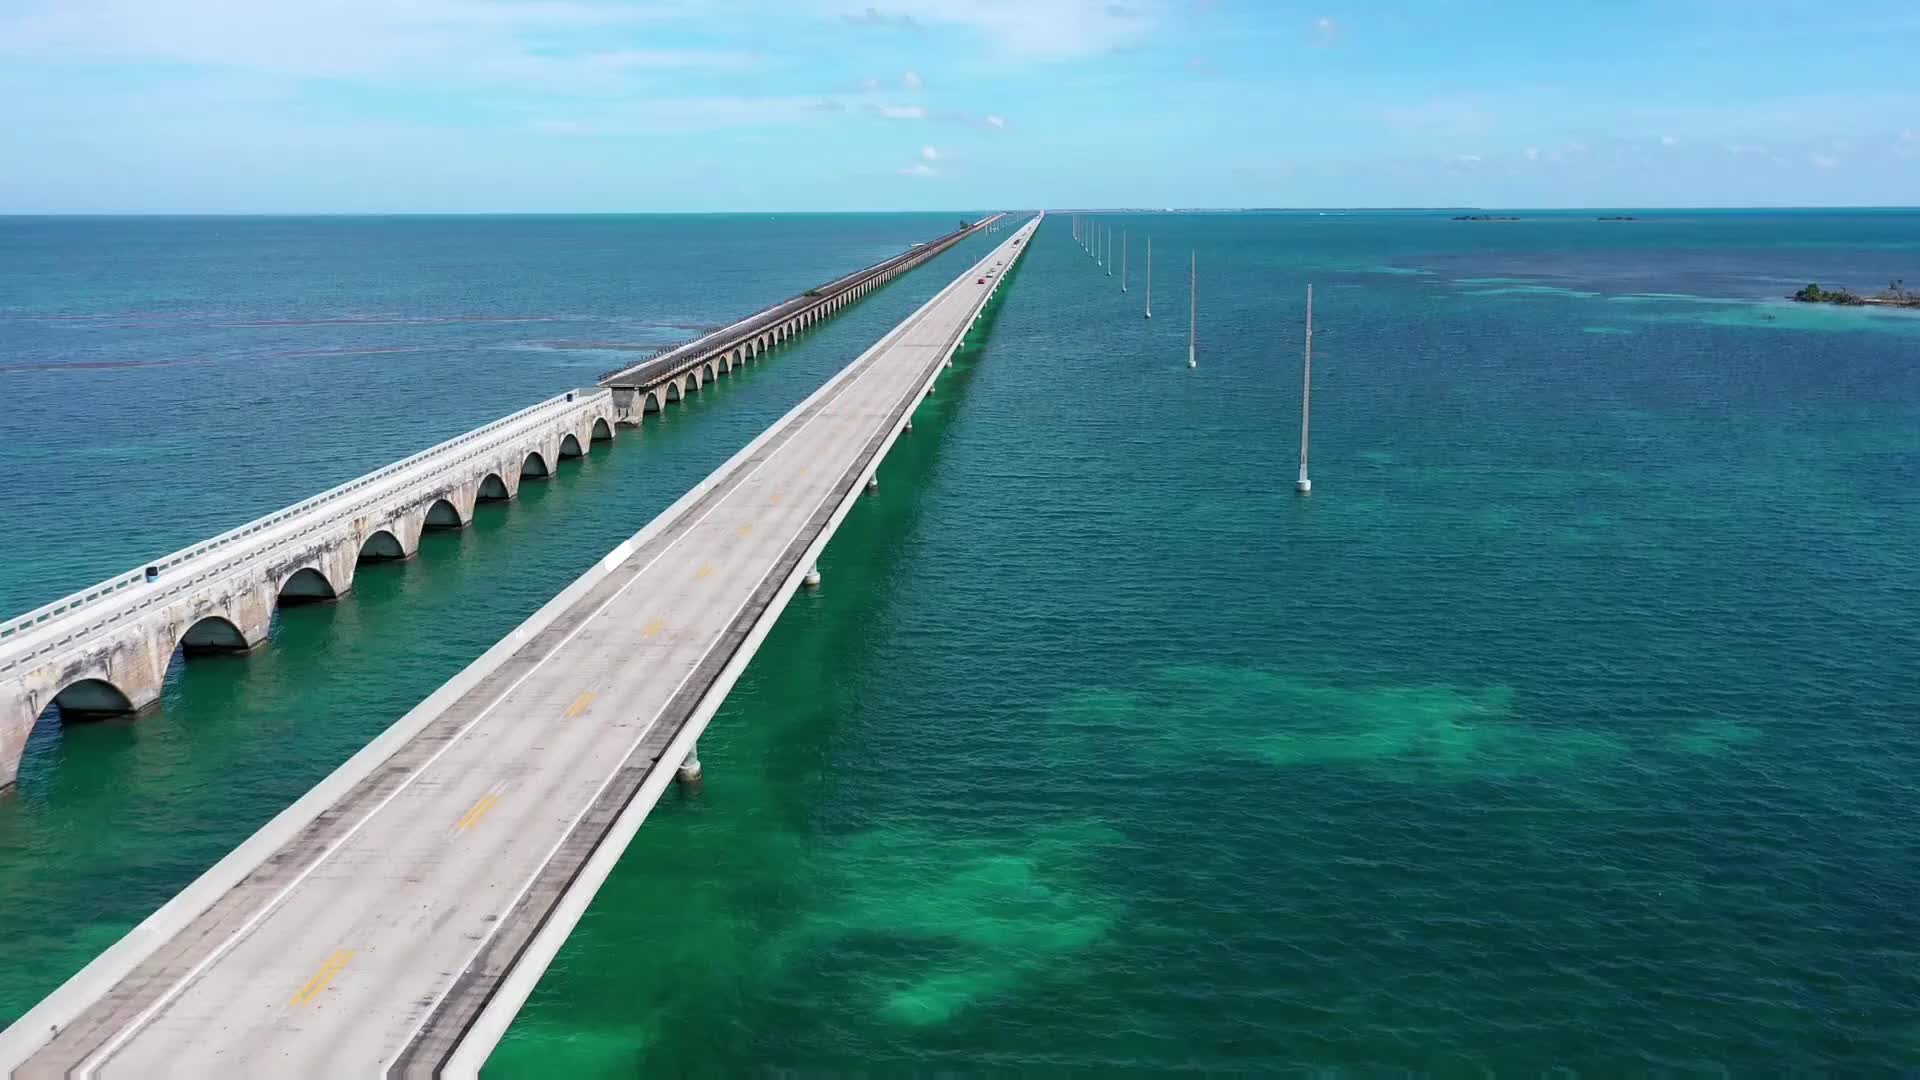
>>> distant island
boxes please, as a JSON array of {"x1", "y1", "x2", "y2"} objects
[
  {"x1": 1453, "y1": 214, "x2": 1520, "y2": 222},
  {"x1": 1597, "y1": 215, "x2": 1638, "y2": 221},
  {"x1": 1791, "y1": 280, "x2": 1920, "y2": 308}
]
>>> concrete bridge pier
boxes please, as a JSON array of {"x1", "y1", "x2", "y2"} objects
[
  {"x1": 608, "y1": 387, "x2": 642, "y2": 427},
  {"x1": 676, "y1": 742, "x2": 702, "y2": 785}
]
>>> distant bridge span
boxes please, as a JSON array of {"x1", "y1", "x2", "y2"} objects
[{"x1": 599, "y1": 214, "x2": 1005, "y2": 422}]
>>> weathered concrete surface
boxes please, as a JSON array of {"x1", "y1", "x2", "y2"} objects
[
  {"x1": 600, "y1": 214, "x2": 1006, "y2": 424},
  {"x1": 0, "y1": 214, "x2": 1039, "y2": 1079},
  {"x1": 0, "y1": 392, "x2": 620, "y2": 790}
]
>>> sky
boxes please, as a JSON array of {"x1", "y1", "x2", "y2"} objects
[{"x1": 1, "y1": 0, "x2": 1917, "y2": 213}]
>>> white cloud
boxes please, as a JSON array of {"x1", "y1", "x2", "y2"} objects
[
  {"x1": 1312, "y1": 15, "x2": 1339, "y2": 46},
  {"x1": 1660, "y1": 134, "x2": 1678, "y2": 146},
  {"x1": 1902, "y1": 128, "x2": 1917, "y2": 142},
  {"x1": 833, "y1": 0, "x2": 1158, "y2": 60},
  {"x1": 844, "y1": 6, "x2": 922, "y2": 28},
  {"x1": 0, "y1": 0, "x2": 696, "y2": 84},
  {"x1": 984, "y1": 114, "x2": 1007, "y2": 128},
  {"x1": 1810, "y1": 153, "x2": 1839, "y2": 168},
  {"x1": 897, "y1": 161, "x2": 937, "y2": 176},
  {"x1": 877, "y1": 103, "x2": 927, "y2": 120},
  {"x1": 902, "y1": 68, "x2": 923, "y2": 90},
  {"x1": 920, "y1": 145, "x2": 941, "y2": 160},
  {"x1": 1523, "y1": 146, "x2": 1539, "y2": 161},
  {"x1": 1454, "y1": 153, "x2": 1482, "y2": 165}
]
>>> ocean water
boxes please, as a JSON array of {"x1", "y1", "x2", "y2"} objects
[{"x1": 3, "y1": 211, "x2": 1919, "y2": 1073}]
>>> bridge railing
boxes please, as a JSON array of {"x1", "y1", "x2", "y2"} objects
[
  {"x1": 0, "y1": 389, "x2": 610, "y2": 653},
  {"x1": 597, "y1": 215, "x2": 999, "y2": 388}
]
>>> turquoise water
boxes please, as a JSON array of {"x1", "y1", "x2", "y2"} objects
[{"x1": 3, "y1": 211, "x2": 1919, "y2": 1072}]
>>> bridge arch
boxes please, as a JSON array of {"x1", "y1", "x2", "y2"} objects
[
  {"x1": 702, "y1": 362, "x2": 716, "y2": 383},
  {"x1": 359, "y1": 529, "x2": 409, "y2": 561},
  {"x1": 591, "y1": 417, "x2": 614, "y2": 442},
  {"x1": 49, "y1": 677, "x2": 135, "y2": 720},
  {"x1": 521, "y1": 451, "x2": 551, "y2": 478},
  {"x1": 663, "y1": 381, "x2": 682, "y2": 404},
  {"x1": 424, "y1": 497, "x2": 466, "y2": 530},
  {"x1": 278, "y1": 566, "x2": 338, "y2": 604},
  {"x1": 683, "y1": 372, "x2": 701, "y2": 395},
  {"x1": 178, "y1": 614, "x2": 252, "y2": 655},
  {"x1": 559, "y1": 433, "x2": 584, "y2": 460},
  {"x1": 477, "y1": 473, "x2": 512, "y2": 501},
  {"x1": 644, "y1": 390, "x2": 665, "y2": 414}
]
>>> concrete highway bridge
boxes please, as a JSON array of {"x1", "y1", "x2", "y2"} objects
[
  {"x1": 0, "y1": 213, "x2": 1040, "y2": 1077},
  {"x1": 0, "y1": 213, "x2": 1004, "y2": 792}
]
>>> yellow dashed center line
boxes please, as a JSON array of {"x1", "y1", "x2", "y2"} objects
[
  {"x1": 769, "y1": 493, "x2": 783, "y2": 505},
  {"x1": 642, "y1": 617, "x2": 667, "y2": 638},
  {"x1": 289, "y1": 950, "x2": 353, "y2": 1007},
  {"x1": 456, "y1": 794, "x2": 500, "y2": 832},
  {"x1": 563, "y1": 691, "x2": 595, "y2": 718},
  {"x1": 695, "y1": 564, "x2": 715, "y2": 580},
  {"x1": 737, "y1": 524, "x2": 753, "y2": 537}
]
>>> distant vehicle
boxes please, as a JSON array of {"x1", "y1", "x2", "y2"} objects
[{"x1": 977, "y1": 277, "x2": 987, "y2": 284}]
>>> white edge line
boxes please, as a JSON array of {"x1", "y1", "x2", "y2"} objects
[
  {"x1": 0, "y1": 213, "x2": 1025, "y2": 1075},
  {"x1": 440, "y1": 215, "x2": 1040, "y2": 1077}
]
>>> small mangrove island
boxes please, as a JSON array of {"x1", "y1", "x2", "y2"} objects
[
  {"x1": 1791, "y1": 280, "x2": 1920, "y2": 308},
  {"x1": 1453, "y1": 214, "x2": 1521, "y2": 222}
]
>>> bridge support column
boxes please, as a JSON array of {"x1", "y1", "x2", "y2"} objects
[
  {"x1": 803, "y1": 565, "x2": 821, "y2": 588},
  {"x1": 676, "y1": 742, "x2": 702, "y2": 785},
  {"x1": 864, "y1": 477, "x2": 878, "y2": 493}
]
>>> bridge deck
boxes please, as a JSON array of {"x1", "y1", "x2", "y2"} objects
[
  {"x1": 6, "y1": 215, "x2": 1038, "y2": 1078},
  {"x1": 0, "y1": 388, "x2": 602, "y2": 668}
]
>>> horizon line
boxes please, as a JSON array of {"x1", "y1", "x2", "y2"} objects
[{"x1": 5, "y1": 204, "x2": 1920, "y2": 219}]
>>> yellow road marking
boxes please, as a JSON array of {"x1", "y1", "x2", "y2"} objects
[
  {"x1": 696, "y1": 564, "x2": 715, "y2": 580},
  {"x1": 643, "y1": 617, "x2": 667, "y2": 637},
  {"x1": 738, "y1": 524, "x2": 753, "y2": 537},
  {"x1": 289, "y1": 950, "x2": 353, "y2": 1007},
  {"x1": 769, "y1": 493, "x2": 783, "y2": 505},
  {"x1": 456, "y1": 794, "x2": 499, "y2": 832},
  {"x1": 563, "y1": 691, "x2": 595, "y2": 718}
]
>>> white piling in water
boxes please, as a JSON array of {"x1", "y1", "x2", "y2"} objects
[
  {"x1": 1297, "y1": 284, "x2": 1314, "y2": 495},
  {"x1": 1145, "y1": 238, "x2": 1152, "y2": 318},
  {"x1": 1187, "y1": 252, "x2": 1197, "y2": 369}
]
